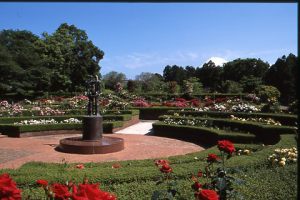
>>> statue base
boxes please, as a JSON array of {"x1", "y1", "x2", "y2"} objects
[
  {"x1": 58, "y1": 136, "x2": 124, "y2": 154},
  {"x1": 82, "y1": 115, "x2": 103, "y2": 140},
  {"x1": 57, "y1": 115, "x2": 124, "y2": 154}
]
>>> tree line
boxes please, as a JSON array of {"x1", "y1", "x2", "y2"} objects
[
  {"x1": 0, "y1": 23, "x2": 297, "y2": 105},
  {"x1": 103, "y1": 54, "x2": 297, "y2": 105}
]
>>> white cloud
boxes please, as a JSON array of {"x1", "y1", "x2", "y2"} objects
[{"x1": 205, "y1": 56, "x2": 228, "y2": 66}]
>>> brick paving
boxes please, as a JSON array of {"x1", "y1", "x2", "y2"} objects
[{"x1": 0, "y1": 132, "x2": 204, "y2": 169}]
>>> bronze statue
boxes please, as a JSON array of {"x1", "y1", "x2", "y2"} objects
[{"x1": 86, "y1": 75, "x2": 101, "y2": 116}]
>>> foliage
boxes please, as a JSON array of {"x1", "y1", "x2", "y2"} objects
[
  {"x1": 195, "y1": 60, "x2": 223, "y2": 92},
  {"x1": 102, "y1": 71, "x2": 126, "y2": 91},
  {"x1": 0, "y1": 23, "x2": 104, "y2": 99},
  {"x1": 254, "y1": 85, "x2": 280, "y2": 103},
  {"x1": 222, "y1": 58, "x2": 269, "y2": 83},
  {"x1": 221, "y1": 80, "x2": 243, "y2": 93},
  {"x1": 263, "y1": 53, "x2": 298, "y2": 104}
]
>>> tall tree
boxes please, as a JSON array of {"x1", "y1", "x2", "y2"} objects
[
  {"x1": 38, "y1": 23, "x2": 104, "y2": 92},
  {"x1": 222, "y1": 58, "x2": 269, "y2": 83},
  {"x1": 263, "y1": 53, "x2": 298, "y2": 104},
  {"x1": 196, "y1": 60, "x2": 223, "y2": 92},
  {"x1": 163, "y1": 65, "x2": 187, "y2": 85}
]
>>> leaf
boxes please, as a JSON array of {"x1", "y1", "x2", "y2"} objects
[{"x1": 151, "y1": 190, "x2": 162, "y2": 200}]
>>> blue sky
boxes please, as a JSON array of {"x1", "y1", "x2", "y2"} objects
[{"x1": 0, "y1": 3, "x2": 297, "y2": 79}]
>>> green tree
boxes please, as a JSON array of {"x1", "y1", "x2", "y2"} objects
[
  {"x1": 195, "y1": 60, "x2": 223, "y2": 92},
  {"x1": 103, "y1": 71, "x2": 126, "y2": 90},
  {"x1": 240, "y1": 75, "x2": 262, "y2": 93},
  {"x1": 135, "y1": 72, "x2": 164, "y2": 93},
  {"x1": 38, "y1": 23, "x2": 104, "y2": 92},
  {"x1": 223, "y1": 58, "x2": 269, "y2": 83},
  {"x1": 263, "y1": 53, "x2": 297, "y2": 104},
  {"x1": 163, "y1": 65, "x2": 187, "y2": 85},
  {"x1": 221, "y1": 80, "x2": 243, "y2": 93}
]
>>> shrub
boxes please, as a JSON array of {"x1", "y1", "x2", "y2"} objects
[{"x1": 255, "y1": 85, "x2": 280, "y2": 102}]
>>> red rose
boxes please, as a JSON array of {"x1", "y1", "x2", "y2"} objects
[
  {"x1": 76, "y1": 164, "x2": 85, "y2": 169},
  {"x1": 217, "y1": 140, "x2": 235, "y2": 154},
  {"x1": 72, "y1": 183, "x2": 116, "y2": 200},
  {"x1": 51, "y1": 183, "x2": 71, "y2": 200},
  {"x1": 36, "y1": 179, "x2": 48, "y2": 187},
  {"x1": 154, "y1": 159, "x2": 169, "y2": 166},
  {"x1": 192, "y1": 181, "x2": 202, "y2": 191},
  {"x1": 160, "y1": 164, "x2": 172, "y2": 173},
  {"x1": 197, "y1": 170, "x2": 203, "y2": 177},
  {"x1": 0, "y1": 173, "x2": 22, "y2": 200},
  {"x1": 195, "y1": 189, "x2": 219, "y2": 200},
  {"x1": 207, "y1": 154, "x2": 219, "y2": 163}
]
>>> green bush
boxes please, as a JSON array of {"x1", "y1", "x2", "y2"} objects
[{"x1": 255, "y1": 85, "x2": 280, "y2": 102}]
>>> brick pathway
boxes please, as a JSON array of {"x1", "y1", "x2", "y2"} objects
[{"x1": 0, "y1": 132, "x2": 204, "y2": 169}]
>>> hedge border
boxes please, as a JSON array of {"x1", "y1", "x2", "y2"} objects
[
  {"x1": 0, "y1": 121, "x2": 124, "y2": 138},
  {"x1": 167, "y1": 110, "x2": 297, "y2": 126}
]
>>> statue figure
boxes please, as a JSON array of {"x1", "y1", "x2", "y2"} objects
[{"x1": 86, "y1": 75, "x2": 101, "y2": 116}]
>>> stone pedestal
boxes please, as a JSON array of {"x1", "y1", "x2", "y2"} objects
[{"x1": 82, "y1": 115, "x2": 103, "y2": 140}]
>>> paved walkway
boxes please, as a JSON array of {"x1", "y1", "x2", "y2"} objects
[
  {"x1": 115, "y1": 120, "x2": 156, "y2": 135},
  {"x1": 0, "y1": 132, "x2": 204, "y2": 169}
]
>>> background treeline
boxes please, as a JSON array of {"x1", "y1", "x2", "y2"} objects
[
  {"x1": 0, "y1": 23, "x2": 104, "y2": 100},
  {"x1": 0, "y1": 23, "x2": 297, "y2": 105},
  {"x1": 103, "y1": 54, "x2": 298, "y2": 105}
]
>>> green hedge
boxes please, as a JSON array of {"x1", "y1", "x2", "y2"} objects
[
  {"x1": 167, "y1": 110, "x2": 298, "y2": 126},
  {"x1": 153, "y1": 122, "x2": 257, "y2": 145},
  {"x1": 137, "y1": 93, "x2": 246, "y2": 101},
  {"x1": 0, "y1": 114, "x2": 134, "y2": 124},
  {"x1": 159, "y1": 115, "x2": 297, "y2": 140},
  {"x1": 0, "y1": 121, "x2": 123, "y2": 137}
]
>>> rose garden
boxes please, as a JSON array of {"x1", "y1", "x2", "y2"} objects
[{"x1": 0, "y1": 24, "x2": 298, "y2": 200}]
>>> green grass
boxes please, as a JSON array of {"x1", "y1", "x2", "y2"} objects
[{"x1": 0, "y1": 135, "x2": 296, "y2": 199}]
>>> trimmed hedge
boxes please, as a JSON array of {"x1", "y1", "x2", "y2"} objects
[
  {"x1": 0, "y1": 114, "x2": 133, "y2": 124},
  {"x1": 159, "y1": 115, "x2": 297, "y2": 143},
  {"x1": 167, "y1": 110, "x2": 298, "y2": 126},
  {"x1": 136, "y1": 93, "x2": 246, "y2": 101},
  {"x1": 0, "y1": 121, "x2": 124, "y2": 137},
  {"x1": 152, "y1": 122, "x2": 257, "y2": 145}
]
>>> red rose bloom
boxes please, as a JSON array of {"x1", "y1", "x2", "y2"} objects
[
  {"x1": 36, "y1": 179, "x2": 48, "y2": 187},
  {"x1": 195, "y1": 189, "x2": 219, "y2": 200},
  {"x1": 217, "y1": 140, "x2": 235, "y2": 154},
  {"x1": 207, "y1": 154, "x2": 219, "y2": 163},
  {"x1": 51, "y1": 183, "x2": 71, "y2": 200},
  {"x1": 72, "y1": 183, "x2": 116, "y2": 200},
  {"x1": 155, "y1": 159, "x2": 169, "y2": 166},
  {"x1": 76, "y1": 164, "x2": 85, "y2": 169},
  {"x1": 0, "y1": 173, "x2": 22, "y2": 200},
  {"x1": 160, "y1": 164, "x2": 172, "y2": 173},
  {"x1": 192, "y1": 181, "x2": 202, "y2": 191}
]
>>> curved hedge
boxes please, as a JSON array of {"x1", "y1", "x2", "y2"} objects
[
  {"x1": 167, "y1": 110, "x2": 298, "y2": 126},
  {"x1": 157, "y1": 115, "x2": 297, "y2": 144}
]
